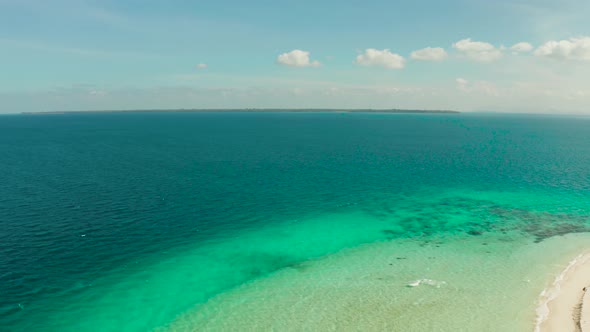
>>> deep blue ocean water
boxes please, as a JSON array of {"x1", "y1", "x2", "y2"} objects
[{"x1": 1, "y1": 112, "x2": 590, "y2": 331}]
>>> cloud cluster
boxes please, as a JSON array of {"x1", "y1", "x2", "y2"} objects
[
  {"x1": 196, "y1": 63, "x2": 208, "y2": 69},
  {"x1": 452, "y1": 38, "x2": 503, "y2": 62},
  {"x1": 355, "y1": 49, "x2": 406, "y2": 69},
  {"x1": 277, "y1": 50, "x2": 321, "y2": 67},
  {"x1": 410, "y1": 47, "x2": 448, "y2": 61},
  {"x1": 534, "y1": 37, "x2": 590, "y2": 61},
  {"x1": 273, "y1": 36, "x2": 590, "y2": 72}
]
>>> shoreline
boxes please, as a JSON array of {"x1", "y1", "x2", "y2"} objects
[
  {"x1": 535, "y1": 251, "x2": 590, "y2": 332},
  {"x1": 20, "y1": 108, "x2": 460, "y2": 115}
]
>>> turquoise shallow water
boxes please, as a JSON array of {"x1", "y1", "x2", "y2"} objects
[{"x1": 1, "y1": 112, "x2": 590, "y2": 331}]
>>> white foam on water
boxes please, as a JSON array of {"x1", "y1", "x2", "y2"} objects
[{"x1": 407, "y1": 279, "x2": 446, "y2": 288}]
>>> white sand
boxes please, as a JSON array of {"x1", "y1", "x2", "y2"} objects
[
  {"x1": 582, "y1": 286, "x2": 590, "y2": 331},
  {"x1": 536, "y1": 252, "x2": 590, "y2": 332}
]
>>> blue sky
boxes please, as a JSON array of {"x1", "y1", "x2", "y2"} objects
[{"x1": 1, "y1": 0, "x2": 590, "y2": 113}]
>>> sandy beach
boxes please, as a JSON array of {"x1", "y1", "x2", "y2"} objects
[{"x1": 536, "y1": 252, "x2": 590, "y2": 332}]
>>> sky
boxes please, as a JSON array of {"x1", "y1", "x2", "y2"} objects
[{"x1": 1, "y1": 0, "x2": 590, "y2": 113}]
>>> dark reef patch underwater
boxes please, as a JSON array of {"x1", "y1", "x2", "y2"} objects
[{"x1": 1, "y1": 112, "x2": 590, "y2": 331}]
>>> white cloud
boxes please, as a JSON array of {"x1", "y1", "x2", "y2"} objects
[
  {"x1": 452, "y1": 38, "x2": 503, "y2": 62},
  {"x1": 196, "y1": 63, "x2": 208, "y2": 69},
  {"x1": 410, "y1": 47, "x2": 448, "y2": 61},
  {"x1": 277, "y1": 49, "x2": 320, "y2": 67},
  {"x1": 510, "y1": 42, "x2": 533, "y2": 53},
  {"x1": 355, "y1": 48, "x2": 406, "y2": 69},
  {"x1": 456, "y1": 78, "x2": 469, "y2": 86},
  {"x1": 455, "y1": 78, "x2": 498, "y2": 96},
  {"x1": 534, "y1": 37, "x2": 590, "y2": 61}
]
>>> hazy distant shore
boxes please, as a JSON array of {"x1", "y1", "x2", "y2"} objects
[{"x1": 21, "y1": 108, "x2": 460, "y2": 115}]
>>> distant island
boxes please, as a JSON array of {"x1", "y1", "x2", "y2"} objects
[{"x1": 22, "y1": 108, "x2": 459, "y2": 115}]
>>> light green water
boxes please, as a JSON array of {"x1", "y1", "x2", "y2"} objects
[
  {"x1": 163, "y1": 188, "x2": 590, "y2": 331},
  {"x1": 50, "y1": 187, "x2": 590, "y2": 332},
  {"x1": 168, "y1": 233, "x2": 590, "y2": 332}
]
